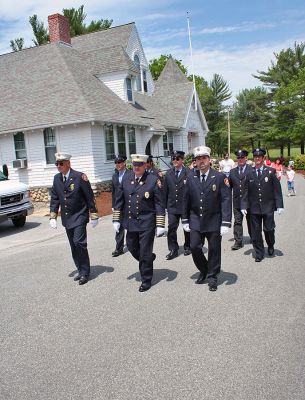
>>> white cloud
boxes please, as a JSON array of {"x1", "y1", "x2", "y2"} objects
[{"x1": 199, "y1": 22, "x2": 276, "y2": 34}]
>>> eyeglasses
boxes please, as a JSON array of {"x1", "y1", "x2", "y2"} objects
[{"x1": 55, "y1": 162, "x2": 64, "y2": 166}]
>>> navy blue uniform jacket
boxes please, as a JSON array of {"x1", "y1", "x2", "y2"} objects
[
  {"x1": 182, "y1": 168, "x2": 232, "y2": 233},
  {"x1": 242, "y1": 166, "x2": 284, "y2": 214},
  {"x1": 50, "y1": 169, "x2": 98, "y2": 229},
  {"x1": 164, "y1": 166, "x2": 189, "y2": 214},
  {"x1": 113, "y1": 171, "x2": 165, "y2": 232},
  {"x1": 229, "y1": 164, "x2": 252, "y2": 209},
  {"x1": 111, "y1": 169, "x2": 132, "y2": 208}
]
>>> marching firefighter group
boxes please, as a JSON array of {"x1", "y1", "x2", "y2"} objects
[{"x1": 49, "y1": 145, "x2": 284, "y2": 291}]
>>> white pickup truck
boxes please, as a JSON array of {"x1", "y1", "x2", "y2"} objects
[{"x1": 0, "y1": 170, "x2": 34, "y2": 227}]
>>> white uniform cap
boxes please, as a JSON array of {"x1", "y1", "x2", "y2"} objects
[
  {"x1": 131, "y1": 154, "x2": 148, "y2": 163},
  {"x1": 55, "y1": 152, "x2": 72, "y2": 161},
  {"x1": 193, "y1": 146, "x2": 211, "y2": 158}
]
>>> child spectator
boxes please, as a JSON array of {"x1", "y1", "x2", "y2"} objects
[
  {"x1": 286, "y1": 165, "x2": 296, "y2": 196},
  {"x1": 272, "y1": 158, "x2": 283, "y2": 181}
]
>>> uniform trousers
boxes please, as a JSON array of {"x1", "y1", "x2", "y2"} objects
[
  {"x1": 66, "y1": 224, "x2": 90, "y2": 277},
  {"x1": 126, "y1": 228, "x2": 155, "y2": 284},
  {"x1": 233, "y1": 208, "x2": 252, "y2": 244},
  {"x1": 167, "y1": 213, "x2": 191, "y2": 251},
  {"x1": 115, "y1": 224, "x2": 125, "y2": 252},
  {"x1": 190, "y1": 230, "x2": 221, "y2": 285},
  {"x1": 250, "y1": 213, "x2": 275, "y2": 259}
]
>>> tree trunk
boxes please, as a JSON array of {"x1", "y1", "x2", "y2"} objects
[
  {"x1": 301, "y1": 139, "x2": 304, "y2": 155},
  {"x1": 287, "y1": 141, "x2": 291, "y2": 157},
  {"x1": 280, "y1": 144, "x2": 284, "y2": 155}
]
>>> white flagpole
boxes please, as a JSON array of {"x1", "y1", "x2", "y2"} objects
[{"x1": 187, "y1": 11, "x2": 197, "y2": 111}]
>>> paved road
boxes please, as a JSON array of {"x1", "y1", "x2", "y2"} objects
[{"x1": 0, "y1": 175, "x2": 304, "y2": 400}]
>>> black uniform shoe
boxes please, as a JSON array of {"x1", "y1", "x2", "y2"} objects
[
  {"x1": 112, "y1": 249, "x2": 124, "y2": 257},
  {"x1": 152, "y1": 253, "x2": 156, "y2": 262},
  {"x1": 139, "y1": 283, "x2": 151, "y2": 292},
  {"x1": 73, "y1": 274, "x2": 81, "y2": 281},
  {"x1": 231, "y1": 242, "x2": 243, "y2": 250},
  {"x1": 268, "y1": 246, "x2": 274, "y2": 256},
  {"x1": 184, "y1": 249, "x2": 192, "y2": 256},
  {"x1": 255, "y1": 257, "x2": 263, "y2": 262},
  {"x1": 209, "y1": 284, "x2": 218, "y2": 292},
  {"x1": 166, "y1": 250, "x2": 178, "y2": 260},
  {"x1": 195, "y1": 273, "x2": 206, "y2": 284},
  {"x1": 79, "y1": 276, "x2": 89, "y2": 285}
]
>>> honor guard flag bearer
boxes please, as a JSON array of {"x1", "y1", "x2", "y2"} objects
[
  {"x1": 113, "y1": 154, "x2": 165, "y2": 292},
  {"x1": 49, "y1": 152, "x2": 99, "y2": 285}
]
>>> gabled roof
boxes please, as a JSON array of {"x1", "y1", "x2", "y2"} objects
[
  {"x1": 79, "y1": 45, "x2": 139, "y2": 76},
  {"x1": 135, "y1": 57, "x2": 195, "y2": 129},
  {"x1": 71, "y1": 23, "x2": 134, "y2": 52},
  {"x1": 0, "y1": 42, "x2": 150, "y2": 133}
]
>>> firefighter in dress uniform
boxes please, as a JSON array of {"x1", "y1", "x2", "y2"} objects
[
  {"x1": 49, "y1": 153, "x2": 99, "y2": 285},
  {"x1": 112, "y1": 154, "x2": 166, "y2": 292},
  {"x1": 182, "y1": 146, "x2": 232, "y2": 291},
  {"x1": 228, "y1": 149, "x2": 252, "y2": 250},
  {"x1": 163, "y1": 150, "x2": 191, "y2": 260},
  {"x1": 111, "y1": 155, "x2": 131, "y2": 257},
  {"x1": 241, "y1": 148, "x2": 284, "y2": 262}
]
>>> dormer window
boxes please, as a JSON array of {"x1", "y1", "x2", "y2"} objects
[
  {"x1": 143, "y1": 70, "x2": 148, "y2": 93},
  {"x1": 134, "y1": 54, "x2": 142, "y2": 91},
  {"x1": 126, "y1": 77, "x2": 133, "y2": 102}
]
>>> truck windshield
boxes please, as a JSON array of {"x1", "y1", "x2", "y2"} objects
[{"x1": 0, "y1": 171, "x2": 8, "y2": 181}]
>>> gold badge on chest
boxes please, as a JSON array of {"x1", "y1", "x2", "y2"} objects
[
  {"x1": 69, "y1": 183, "x2": 75, "y2": 191},
  {"x1": 144, "y1": 192, "x2": 150, "y2": 199},
  {"x1": 212, "y1": 184, "x2": 216, "y2": 191}
]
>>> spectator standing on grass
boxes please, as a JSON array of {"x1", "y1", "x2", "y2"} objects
[
  {"x1": 272, "y1": 158, "x2": 284, "y2": 181},
  {"x1": 219, "y1": 153, "x2": 235, "y2": 177},
  {"x1": 286, "y1": 165, "x2": 296, "y2": 196}
]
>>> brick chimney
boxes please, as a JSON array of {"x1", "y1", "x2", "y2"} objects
[{"x1": 48, "y1": 13, "x2": 71, "y2": 45}]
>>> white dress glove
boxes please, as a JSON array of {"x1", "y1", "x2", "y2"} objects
[
  {"x1": 156, "y1": 227, "x2": 166, "y2": 237},
  {"x1": 91, "y1": 219, "x2": 99, "y2": 228},
  {"x1": 220, "y1": 226, "x2": 229, "y2": 236},
  {"x1": 182, "y1": 223, "x2": 191, "y2": 232},
  {"x1": 49, "y1": 219, "x2": 57, "y2": 229},
  {"x1": 241, "y1": 209, "x2": 247, "y2": 216},
  {"x1": 113, "y1": 222, "x2": 120, "y2": 233},
  {"x1": 277, "y1": 208, "x2": 284, "y2": 215}
]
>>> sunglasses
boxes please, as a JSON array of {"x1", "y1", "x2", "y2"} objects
[
  {"x1": 115, "y1": 161, "x2": 123, "y2": 164},
  {"x1": 55, "y1": 161, "x2": 65, "y2": 166},
  {"x1": 172, "y1": 157, "x2": 183, "y2": 161},
  {"x1": 237, "y1": 156, "x2": 245, "y2": 159}
]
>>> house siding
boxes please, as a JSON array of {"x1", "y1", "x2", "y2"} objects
[{"x1": 99, "y1": 72, "x2": 127, "y2": 101}]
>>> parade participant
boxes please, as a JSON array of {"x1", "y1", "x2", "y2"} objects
[
  {"x1": 49, "y1": 153, "x2": 99, "y2": 285},
  {"x1": 111, "y1": 155, "x2": 130, "y2": 257},
  {"x1": 242, "y1": 148, "x2": 284, "y2": 262},
  {"x1": 182, "y1": 146, "x2": 232, "y2": 292},
  {"x1": 146, "y1": 155, "x2": 163, "y2": 179},
  {"x1": 113, "y1": 154, "x2": 165, "y2": 292},
  {"x1": 229, "y1": 149, "x2": 252, "y2": 250},
  {"x1": 164, "y1": 151, "x2": 191, "y2": 260},
  {"x1": 219, "y1": 152, "x2": 235, "y2": 177}
]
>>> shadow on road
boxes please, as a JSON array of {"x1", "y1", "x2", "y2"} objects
[
  {"x1": 68, "y1": 266, "x2": 114, "y2": 281},
  {"x1": 190, "y1": 270, "x2": 238, "y2": 286},
  {"x1": 0, "y1": 221, "x2": 41, "y2": 238},
  {"x1": 128, "y1": 268, "x2": 178, "y2": 286}
]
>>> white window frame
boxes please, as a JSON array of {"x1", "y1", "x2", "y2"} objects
[
  {"x1": 13, "y1": 131, "x2": 27, "y2": 159},
  {"x1": 104, "y1": 124, "x2": 115, "y2": 161},
  {"x1": 163, "y1": 131, "x2": 174, "y2": 156},
  {"x1": 126, "y1": 77, "x2": 133, "y2": 102},
  {"x1": 44, "y1": 127, "x2": 57, "y2": 165},
  {"x1": 133, "y1": 54, "x2": 142, "y2": 92}
]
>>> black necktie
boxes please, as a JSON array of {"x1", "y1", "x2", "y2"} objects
[
  {"x1": 257, "y1": 169, "x2": 261, "y2": 178},
  {"x1": 135, "y1": 177, "x2": 139, "y2": 184},
  {"x1": 239, "y1": 167, "x2": 242, "y2": 175},
  {"x1": 175, "y1": 170, "x2": 179, "y2": 178},
  {"x1": 63, "y1": 176, "x2": 67, "y2": 183},
  {"x1": 201, "y1": 174, "x2": 206, "y2": 185}
]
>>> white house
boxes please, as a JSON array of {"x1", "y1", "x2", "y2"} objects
[{"x1": 0, "y1": 13, "x2": 208, "y2": 201}]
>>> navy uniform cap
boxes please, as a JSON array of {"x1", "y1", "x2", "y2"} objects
[
  {"x1": 114, "y1": 155, "x2": 127, "y2": 163},
  {"x1": 235, "y1": 149, "x2": 248, "y2": 157},
  {"x1": 171, "y1": 150, "x2": 185, "y2": 159},
  {"x1": 252, "y1": 148, "x2": 266, "y2": 156}
]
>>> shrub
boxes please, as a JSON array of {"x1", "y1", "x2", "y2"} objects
[{"x1": 293, "y1": 155, "x2": 305, "y2": 170}]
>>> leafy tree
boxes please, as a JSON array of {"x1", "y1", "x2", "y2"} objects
[
  {"x1": 149, "y1": 54, "x2": 187, "y2": 80},
  {"x1": 29, "y1": 14, "x2": 49, "y2": 46},
  {"x1": 210, "y1": 74, "x2": 232, "y2": 103},
  {"x1": 10, "y1": 38, "x2": 24, "y2": 52}
]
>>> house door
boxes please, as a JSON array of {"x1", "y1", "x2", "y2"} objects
[{"x1": 145, "y1": 140, "x2": 151, "y2": 155}]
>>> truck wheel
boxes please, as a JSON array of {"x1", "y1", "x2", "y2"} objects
[{"x1": 12, "y1": 216, "x2": 26, "y2": 227}]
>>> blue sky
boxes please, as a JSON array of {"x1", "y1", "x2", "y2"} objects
[{"x1": 1, "y1": 0, "x2": 305, "y2": 101}]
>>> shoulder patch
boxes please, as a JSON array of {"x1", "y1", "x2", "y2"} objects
[
  {"x1": 81, "y1": 174, "x2": 88, "y2": 182},
  {"x1": 224, "y1": 178, "x2": 230, "y2": 187}
]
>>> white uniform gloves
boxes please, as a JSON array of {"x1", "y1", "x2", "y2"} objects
[
  {"x1": 49, "y1": 219, "x2": 57, "y2": 229},
  {"x1": 277, "y1": 208, "x2": 284, "y2": 215},
  {"x1": 220, "y1": 226, "x2": 229, "y2": 236},
  {"x1": 91, "y1": 219, "x2": 99, "y2": 228},
  {"x1": 241, "y1": 209, "x2": 247, "y2": 216},
  {"x1": 182, "y1": 224, "x2": 191, "y2": 232},
  {"x1": 113, "y1": 222, "x2": 120, "y2": 233},
  {"x1": 156, "y1": 227, "x2": 166, "y2": 237}
]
